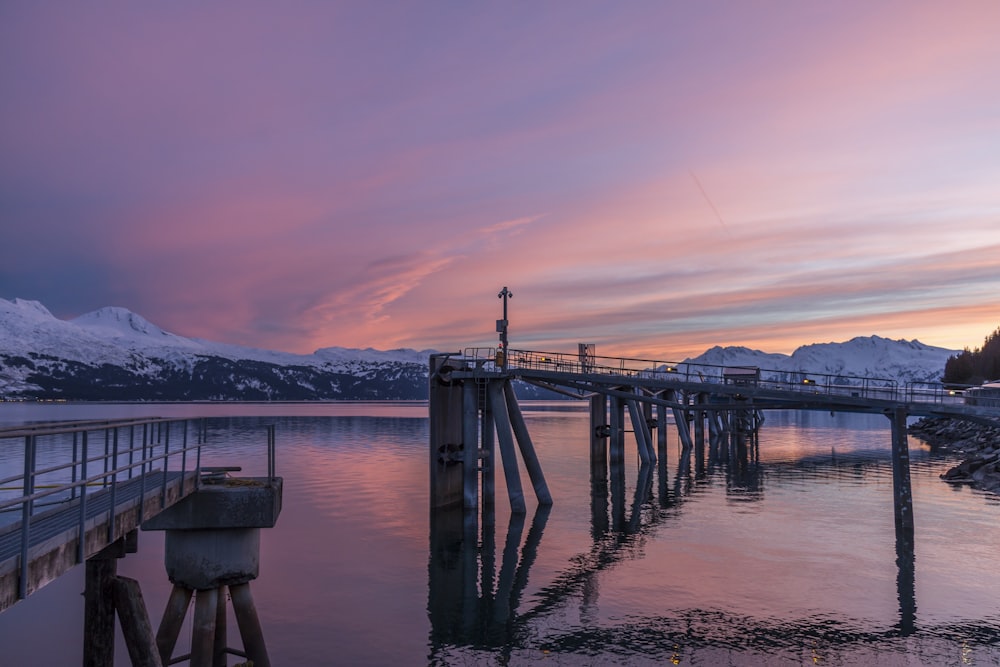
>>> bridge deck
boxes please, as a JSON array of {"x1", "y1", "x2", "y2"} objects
[{"x1": 447, "y1": 347, "x2": 1000, "y2": 424}]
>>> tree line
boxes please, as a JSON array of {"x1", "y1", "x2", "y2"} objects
[{"x1": 943, "y1": 327, "x2": 1000, "y2": 385}]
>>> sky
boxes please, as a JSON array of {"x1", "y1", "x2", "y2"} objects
[{"x1": 2, "y1": 2, "x2": 999, "y2": 361}]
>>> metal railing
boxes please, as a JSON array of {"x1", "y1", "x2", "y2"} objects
[
  {"x1": 452, "y1": 347, "x2": 999, "y2": 410},
  {"x1": 0, "y1": 417, "x2": 205, "y2": 601}
]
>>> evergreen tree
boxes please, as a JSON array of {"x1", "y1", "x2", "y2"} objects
[{"x1": 944, "y1": 327, "x2": 1000, "y2": 384}]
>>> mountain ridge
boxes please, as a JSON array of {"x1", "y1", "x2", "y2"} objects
[{"x1": 0, "y1": 297, "x2": 957, "y2": 400}]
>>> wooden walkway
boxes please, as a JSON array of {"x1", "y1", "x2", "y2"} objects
[
  {"x1": 0, "y1": 469, "x2": 197, "y2": 612},
  {"x1": 0, "y1": 417, "x2": 204, "y2": 613}
]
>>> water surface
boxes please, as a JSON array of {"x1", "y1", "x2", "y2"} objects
[{"x1": 0, "y1": 402, "x2": 998, "y2": 665}]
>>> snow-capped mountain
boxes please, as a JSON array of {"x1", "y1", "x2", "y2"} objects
[
  {"x1": 0, "y1": 298, "x2": 435, "y2": 400},
  {"x1": 685, "y1": 335, "x2": 955, "y2": 385},
  {"x1": 0, "y1": 297, "x2": 959, "y2": 400}
]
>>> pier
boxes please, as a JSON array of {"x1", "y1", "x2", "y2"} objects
[
  {"x1": 429, "y1": 344, "x2": 1000, "y2": 530},
  {"x1": 0, "y1": 417, "x2": 281, "y2": 667},
  {"x1": 428, "y1": 335, "x2": 1000, "y2": 654}
]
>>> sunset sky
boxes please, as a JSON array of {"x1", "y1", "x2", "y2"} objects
[{"x1": 2, "y1": 2, "x2": 998, "y2": 360}]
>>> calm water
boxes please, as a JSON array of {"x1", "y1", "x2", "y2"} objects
[{"x1": 1, "y1": 402, "x2": 999, "y2": 666}]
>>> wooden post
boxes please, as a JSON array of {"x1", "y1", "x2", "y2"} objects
[
  {"x1": 488, "y1": 381, "x2": 526, "y2": 514},
  {"x1": 462, "y1": 379, "x2": 479, "y2": 511},
  {"x1": 111, "y1": 576, "x2": 164, "y2": 667},
  {"x1": 214, "y1": 585, "x2": 228, "y2": 667},
  {"x1": 609, "y1": 394, "x2": 625, "y2": 463},
  {"x1": 230, "y1": 583, "x2": 271, "y2": 667},
  {"x1": 156, "y1": 585, "x2": 193, "y2": 664},
  {"x1": 481, "y1": 386, "x2": 495, "y2": 509},
  {"x1": 429, "y1": 355, "x2": 466, "y2": 510},
  {"x1": 693, "y1": 394, "x2": 705, "y2": 451},
  {"x1": 672, "y1": 406, "x2": 694, "y2": 450},
  {"x1": 503, "y1": 380, "x2": 552, "y2": 505},
  {"x1": 191, "y1": 588, "x2": 219, "y2": 667},
  {"x1": 890, "y1": 407, "x2": 915, "y2": 534},
  {"x1": 83, "y1": 551, "x2": 118, "y2": 667},
  {"x1": 626, "y1": 400, "x2": 651, "y2": 464},
  {"x1": 589, "y1": 392, "x2": 608, "y2": 472}
]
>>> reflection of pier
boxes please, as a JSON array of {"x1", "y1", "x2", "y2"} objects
[{"x1": 427, "y1": 436, "x2": 931, "y2": 661}]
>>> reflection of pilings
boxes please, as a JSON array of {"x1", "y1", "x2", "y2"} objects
[
  {"x1": 610, "y1": 457, "x2": 626, "y2": 532},
  {"x1": 628, "y1": 464, "x2": 653, "y2": 534},
  {"x1": 504, "y1": 380, "x2": 553, "y2": 506},
  {"x1": 488, "y1": 381, "x2": 526, "y2": 514},
  {"x1": 428, "y1": 504, "x2": 551, "y2": 654},
  {"x1": 895, "y1": 520, "x2": 917, "y2": 636},
  {"x1": 509, "y1": 504, "x2": 552, "y2": 614},
  {"x1": 494, "y1": 511, "x2": 525, "y2": 624}
]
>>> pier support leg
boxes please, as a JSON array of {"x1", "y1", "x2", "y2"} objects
[
  {"x1": 83, "y1": 544, "x2": 120, "y2": 667},
  {"x1": 482, "y1": 388, "x2": 495, "y2": 510},
  {"x1": 656, "y1": 399, "x2": 668, "y2": 462},
  {"x1": 488, "y1": 381, "x2": 526, "y2": 514},
  {"x1": 693, "y1": 394, "x2": 706, "y2": 451},
  {"x1": 609, "y1": 395, "x2": 625, "y2": 464},
  {"x1": 671, "y1": 405, "x2": 694, "y2": 451},
  {"x1": 156, "y1": 585, "x2": 192, "y2": 663},
  {"x1": 626, "y1": 400, "x2": 652, "y2": 464},
  {"x1": 213, "y1": 585, "x2": 228, "y2": 667},
  {"x1": 111, "y1": 577, "x2": 163, "y2": 667},
  {"x1": 589, "y1": 393, "x2": 608, "y2": 474},
  {"x1": 889, "y1": 407, "x2": 915, "y2": 534},
  {"x1": 231, "y1": 583, "x2": 271, "y2": 667},
  {"x1": 462, "y1": 380, "x2": 480, "y2": 511},
  {"x1": 191, "y1": 587, "x2": 218, "y2": 667},
  {"x1": 504, "y1": 380, "x2": 552, "y2": 505}
]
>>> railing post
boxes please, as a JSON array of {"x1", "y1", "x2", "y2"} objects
[
  {"x1": 18, "y1": 435, "x2": 36, "y2": 600},
  {"x1": 160, "y1": 421, "x2": 170, "y2": 509},
  {"x1": 108, "y1": 428, "x2": 119, "y2": 543},
  {"x1": 72, "y1": 431, "x2": 79, "y2": 500},
  {"x1": 128, "y1": 425, "x2": 135, "y2": 479},
  {"x1": 78, "y1": 430, "x2": 90, "y2": 563},
  {"x1": 181, "y1": 420, "x2": 188, "y2": 481}
]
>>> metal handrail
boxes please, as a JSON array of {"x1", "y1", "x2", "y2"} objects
[
  {"x1": 451, "y1": 347, "x2": 1000, "y2": 410},
  {"x1": 0, "y1": 417, "x2": 205, "y2": 602},
  {"x1": 460, "y1": 347, "x2": 904, "y2": 402}
]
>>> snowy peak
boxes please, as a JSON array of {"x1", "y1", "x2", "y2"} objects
[
  {"x1": 73, "y1": 306, "x2": 177, "y2": 339},
  {"x1": 314, "y1": 346, "x2": 435, "y2": 365},
  {"x1": 685, "y1": 335, "x2": 956, "y2": 384},
  {"x1": 11, "y1": 298, "x2": 54, "y2": 318}
]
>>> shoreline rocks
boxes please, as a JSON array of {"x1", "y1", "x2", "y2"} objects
[{"x1": 909, "y1": 417, "x2": 1000, "y2": 494}]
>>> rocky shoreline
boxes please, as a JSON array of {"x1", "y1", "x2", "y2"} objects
[{"x1": 909, "y1": 417, "x2": 1000, "y2": 494}]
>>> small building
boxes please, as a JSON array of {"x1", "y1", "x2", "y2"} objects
[
  {"x1": 965, "y1": 381, "x2": 1000, "y2": 408},
  {"x1": 723, "y1": 366, "x2": 760, "y2": 386}
]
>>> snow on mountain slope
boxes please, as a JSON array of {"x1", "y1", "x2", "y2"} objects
[
  {"x1": 0, "y1": 297, "x2": 960, "y2": 398},
  {"x1": 0, "y1": 297, "x2": 436, "y2": 399},
  {"x1": 685, "y1": 335, "x2": 956, "y2": 384}
]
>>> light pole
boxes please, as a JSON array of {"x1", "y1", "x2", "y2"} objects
[{"x1": 497, "y1": 286, "x2": 512, "y2": 370}]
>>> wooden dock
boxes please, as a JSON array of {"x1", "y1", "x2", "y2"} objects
[
  {"x1": 0, "y1": 468, "x2": 198, "y2": 612},
  {"x1": 0, "y1": 417, "x2": 203, "y2": 612}
]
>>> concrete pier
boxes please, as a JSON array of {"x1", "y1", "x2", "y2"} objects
[{"x1": 143, "y1": 475, "x2": 282, "y2": 667}]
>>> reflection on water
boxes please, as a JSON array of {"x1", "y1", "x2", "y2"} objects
[{"x1": 1, "y1": 403, "x2": 999, "y2": 665}]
